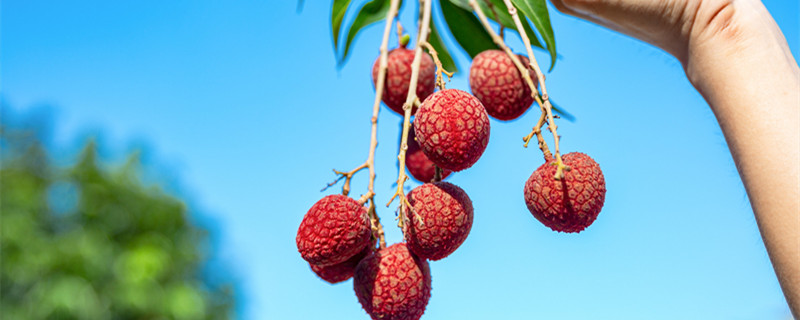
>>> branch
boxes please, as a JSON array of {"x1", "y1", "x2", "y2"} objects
[
  {"x1": 367, "y1": 198, "x2": 386, "y2": 249},
  {"x1": 321, "y1": 165, "x2": 367, "y2": 195},
  {"x1": 387, "y1": 0, "x2": 433, "y2": 232},
  {"x1": 420, "y1": 41, "x2": 453, "y2": 90},
  {"x1": 471, "y1": 0, "x2": 567, "y2": 178},
  {"x1": 325, "y1": 0, "x2": 400, "y2": 249}
]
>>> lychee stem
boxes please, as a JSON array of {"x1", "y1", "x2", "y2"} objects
[
  {"x1": 472, "y1": 0, "x2": 567, "y2": 180},
  {"x1": 362, "y1": 0, "x2": 401, "y2": 247},
  {"x1": 484, "y1": 0, "x2": 505, "y2": 39},
  {"x1": 397, "y1": 22, "x2": 408, "y2": 48},
  {"x1": 326, "y1": 0, "x2": 399, "y2": 249},
  {"x1": 419, "y1": 41, "x2": 453, "y2": 90},
  {"x1": 368, "y1": 198, "x2": 387, "y2": 249},
  {"x1": 501, "y1": 0, "x2": 567, "y2": 179},
  {"x1": 433, "y1": 165, "x2": 443, "y2": 183},
  {"x1": 388, "y1": 0, "x2": 432, "y2": 233},
  {"x1": 323, "y1": 165, "x2": 367, "y2": 196},
  {"x1": 522, "y1": 109, "x2": 552, "y2": 159}
]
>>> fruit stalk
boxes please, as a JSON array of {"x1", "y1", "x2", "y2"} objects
[
  {"x1": 419, "y1": 41, "x2": 453, "y2": 90},
  {"x1": 362, "y1": 0, "x2": 402, "y2": 248},
  {"x1": 522, "y1": 111, "x2": 551, "y2": 159},
  {"x1": 471, "y1": 0, "x2": 567, "y2": 178},
  {"x1": 388, "y1": 0, "x2": 433, "y2": 231},
  {"x1": 329, "y1": 0, "x2": 401, "y2": 249},
  {"x1": 367, "y1": 198, "x2": 386, "y2": 249},
  {"x1": 501, "y1": 0, "x2": 566, "y2": 177}
]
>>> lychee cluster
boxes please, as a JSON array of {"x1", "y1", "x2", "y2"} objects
[
  {"x1": 303, "y1": 42, "x2": 609, "y2": 320},
  {"x1": 298, "y1": 182, "x2": 475, "y2": 320}
]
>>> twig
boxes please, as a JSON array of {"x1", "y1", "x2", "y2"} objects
[
  {"x1": 522, "y1": 109, "x2": 552, "y2": 159},
  {"x1": 433, "y1": 165, "x2": 443, "y2": 183},
  {"x1": 471, "y1": 0, "x2": 567, "y2": 178},
  {"x1": 483, "y1": 0, "x2": 504, "y2": 38},
  {"x1": 420, "y1": 41, "x2": 453, "y2": 90},
  {"x1": 397, "y1": 21, "x2": 404, "y2": 45},
  {"x1": 326, "y1": 0, "x2": 402, "y2": 249},
  {"x1": 501, "y1": 0, "x2": 565, "y2": 177},
  {"x1": 387, "y1": 0, "x2": 433, "y2": 232},
  {"x1": 363, "y1": 0, "x2": 401, "y2": 248},
  {"x1": 367, "y1": 198, "x2": 386, "y2": 249},
  {"x1": 322, "y1": 165, "x2": 367, "y2": 196}
]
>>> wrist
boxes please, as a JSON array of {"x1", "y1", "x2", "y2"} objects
[{"x1": 683, "y1": 0, "x2": 797, "y2": 96}]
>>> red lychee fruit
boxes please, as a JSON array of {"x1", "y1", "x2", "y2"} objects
[
  {"x1": 523, "y1": 152, "x2": 606, "y2": 233},
  {"x1": 310, "y1": 243, "x2": 373, "y2": 284},
  {"x1": 297, "y1": 194, "x2": 371, "y2": 266},
  {"x1": 469, "y1": 49, "x2": 538, "y2": 121},
  {"x1": 372, "y1": 48, "x2": 436, "y2": 115},
  {"x1": 406, "y1": 126, "x2": 452, "y2": 183},
  {"x1": 354, "y1": 243, "x2": 431, "y2": 320},
  {"x1": 414, "y1": 89, "x2": 490, "y2": 171},
  {"x1": 406, "y1": 182, "x2": 473, "y2": 260}
]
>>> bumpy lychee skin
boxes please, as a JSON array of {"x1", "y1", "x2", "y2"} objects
[
  {"x1": 406, "y1": 126, "x2": 452, "y2": 183},
  {"x1": 406, "y1": 182, "x2": 473, "y2": 260},
  {"x1": 372, "y1": 48, "x2": 436, "y2": 115},
  {"x1": 524, "y1": 152, "x2": 606, "y2": 233},
  {"x1": 354, "y1": 243, "x2": 431, "y2": 320},
  {"x1": 296, "y1": 195, "x2": 371, "y2": 266},
  {"x1": 310, "y1": 244, "x2": 373, "y2": 284},
  {"x1": 469, "y1": 50, "x2": 538, "y2": 121},
  {"x1": 414, "y1": 89, "x2": 490, "y2": 171}
]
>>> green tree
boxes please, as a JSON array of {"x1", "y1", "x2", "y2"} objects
[{"x1": 0, "y1": 124, "x2": 234, "y2": 319}]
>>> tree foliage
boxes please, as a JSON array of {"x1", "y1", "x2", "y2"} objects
[
  {"x1": 0, "y1": 124, "x2": 234, "y2": 319},
  {"x1": 332, "y1": 0, "x2": 557, "y2": 70}
]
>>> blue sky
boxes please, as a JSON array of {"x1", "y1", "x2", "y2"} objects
[{"x1": 2, "y1": 1, "x2": 798, "y2": 319}]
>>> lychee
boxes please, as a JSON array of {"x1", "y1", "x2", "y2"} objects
[
  {"x1": 523, "y1": 152, "x2": 606, "y2": 233},
  {"x1": 413, "y1": 89, "x2": 490, "y2": 171},
  {"x1": 406, "y1": 182, "x2": 473, "y2": 260},
  {"x1": 372, "y1": 48, "x2": 436, "y2": 115},
  {"x1": 354, "y1": 243, "x2": 431, "y2": 320},
  {"x1": 297, "y1": 194, "x2": 371, "y2": 266},
  {"x1": 310, "y1": 244, "x2": 373, "y2": 284},
  {"x1": 469, "y1": 49, "x2": 538, "y2": 121},
  {"x1": 406, "y1": 126, "x2": 452, "y2": 183}
]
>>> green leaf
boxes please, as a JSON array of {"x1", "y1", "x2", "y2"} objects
[
  {"x1": 477, "y1": 0, "x2": 543, "y2": 50},
  {"x1": 511, "y1": 0, "x2": 556, "y2": 70},
  {"x1": 440, "y1": 0, "x2": 498, "y2": 58},
  {"x1": 331, "y1": 0, "x2": 353, "y2": 50},
  {"x1": 445, "y1": 0, "x2": 471, "y2": 10},
  {"x1": 340, "y1": 0, "x2": 394, "y2": 64},
  {"x1": 428, "y1": 19, "x2": 458, "y2": 73}
]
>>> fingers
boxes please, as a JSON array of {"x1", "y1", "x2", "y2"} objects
[
  {"x1": 546, "y1": 0, "x2": 697, "y2": 61},
  {"x1": 549, "y1": 0, "x2": 612, "y2": 32},
  {"x1": 549, "y1": 0, "x2": 590, "y2": 20}
]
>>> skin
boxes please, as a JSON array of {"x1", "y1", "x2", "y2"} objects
[{"x1": 549, "y1": 0, "x2": 799, "y2": 315}]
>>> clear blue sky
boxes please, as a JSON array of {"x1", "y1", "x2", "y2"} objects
[{"x1": 2, "y1": 1, "x2": 798, "y2": 319}]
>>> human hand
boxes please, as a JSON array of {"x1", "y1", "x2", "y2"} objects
[{"x1": 547, "y1": 0, "x2": 793, "y2": 72}]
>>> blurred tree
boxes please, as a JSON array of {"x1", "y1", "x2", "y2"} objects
[{"x1": 1, "y1": 124, "x2": 235, "y2": 319}]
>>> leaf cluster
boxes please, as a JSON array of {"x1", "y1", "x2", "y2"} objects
[{"x1": 329, "y1": 0, "x2": 557, "y2": 72}]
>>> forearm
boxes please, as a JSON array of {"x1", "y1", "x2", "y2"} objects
[{"x1": 686, "y1": 1, "x2": 800, "y2": 315}]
